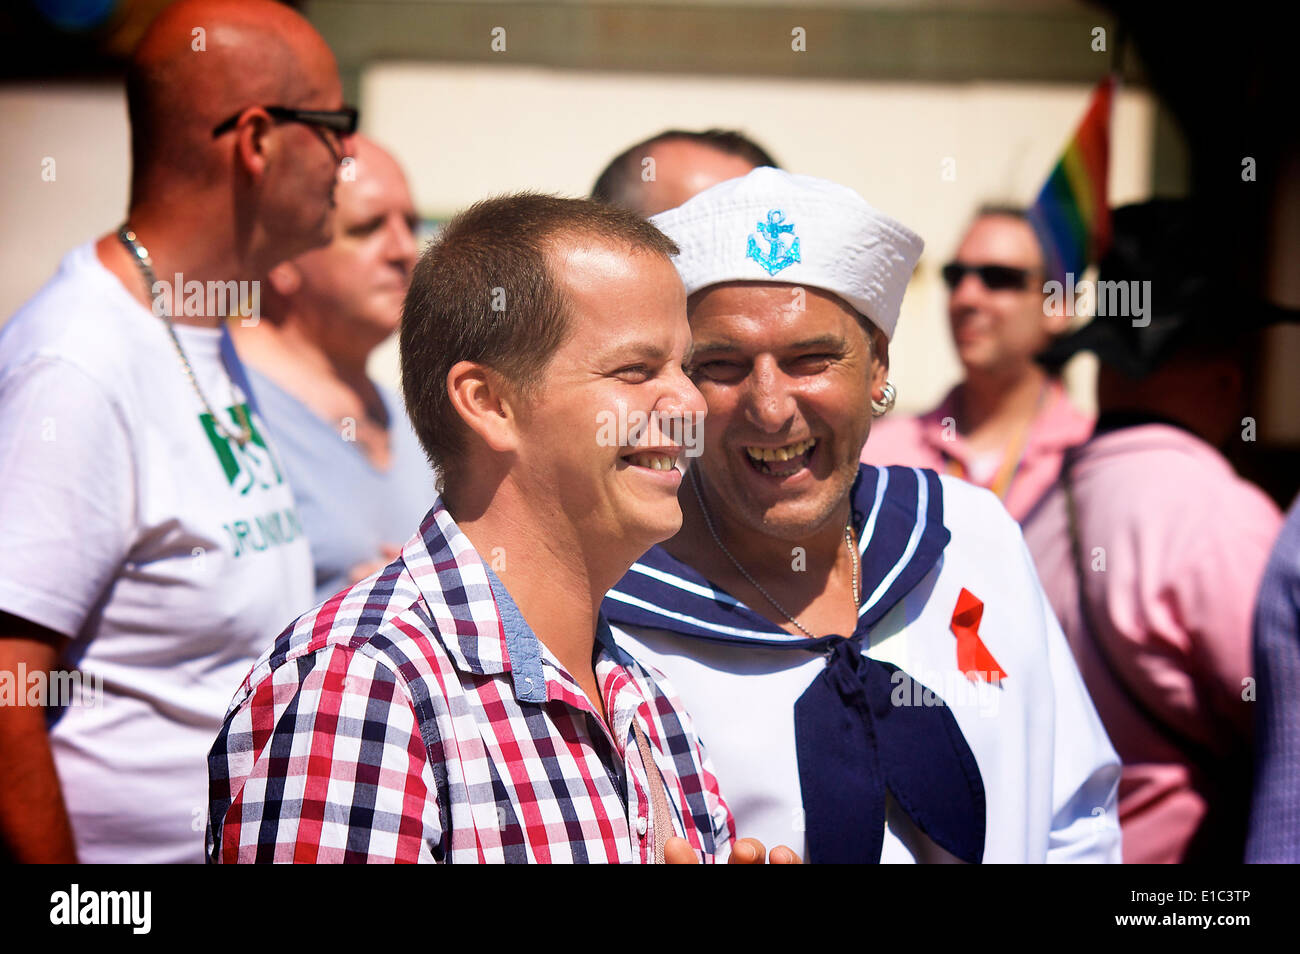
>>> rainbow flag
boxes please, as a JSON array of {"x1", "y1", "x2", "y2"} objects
[{"x1": 1028, "y1": 75, "x2": 1115, "y2": 283}]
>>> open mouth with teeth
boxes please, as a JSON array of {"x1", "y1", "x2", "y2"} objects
[
  {"x1": 743, "y1": 438, "x2": 817, "y2": 477},
  {"x1": 624, "y1": 451, "x2": 679, "y2": 471}
]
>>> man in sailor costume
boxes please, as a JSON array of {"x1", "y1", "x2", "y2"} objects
[{"x1": 603, "y1": 167, "x2": 1122, "y2": 863}]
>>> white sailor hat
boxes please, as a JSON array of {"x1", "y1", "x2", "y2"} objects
[{"x1": 650, "y1": 167, "x2": 924, "y2": 340}]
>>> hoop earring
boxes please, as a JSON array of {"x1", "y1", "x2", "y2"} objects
[{"x1": 871, "y1": 380, "x2": 897, "y2": 417}]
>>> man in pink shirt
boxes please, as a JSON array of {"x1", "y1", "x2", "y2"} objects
[
  {"x1": 865, "y1": 207, "x2": 1092, "y2": 522},
  {"x1": 1021, "y1": 200, "x2": 1286, "y2": 863}
]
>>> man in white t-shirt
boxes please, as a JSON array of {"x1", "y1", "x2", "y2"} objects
[{"x1": 0, "y1": 0, "x2": 351, "y2": 862}]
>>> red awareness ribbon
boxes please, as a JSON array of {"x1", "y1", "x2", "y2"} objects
[{"x1": 949, "y1": 588, "x2": 1007, "y2": 686}]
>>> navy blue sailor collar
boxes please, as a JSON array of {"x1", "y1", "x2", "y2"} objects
[
  {"x1": 605, "y1": 464, "x2": 989, "y2": 865},
  {"x1": 604, "y1": 464, "x2": 951, "y2": 648}
]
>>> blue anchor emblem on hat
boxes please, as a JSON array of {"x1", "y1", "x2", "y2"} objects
[{"x1": 746, "y1": 209, "x2": 801, "y2": 275}]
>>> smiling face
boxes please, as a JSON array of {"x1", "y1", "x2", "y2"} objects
[
  {"x1": 686, "y1": 282, "x2": 887, "y2": 541},
  {"x1": 947, "y1": 214, "x2": 1065, "y2": 377},
  {"x1": 514, "y1": 239, "x2": 704, "y2": 554}
]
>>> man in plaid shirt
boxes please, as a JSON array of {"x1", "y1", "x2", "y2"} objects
[{"x1": 208, "y1": 195, "x2": 790, "y2": 863}]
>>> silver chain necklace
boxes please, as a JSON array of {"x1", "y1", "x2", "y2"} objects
[
  {"x1": 688, "y1": 467, "x2": 860, "y2": 640},
  {"x1": 116, "y1": 225, "x2": 252, "y2": 447}
]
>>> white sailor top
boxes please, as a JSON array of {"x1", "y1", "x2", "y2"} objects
[{"x1": 604, "y1": 465, "x2": 1122, "y2": 863}]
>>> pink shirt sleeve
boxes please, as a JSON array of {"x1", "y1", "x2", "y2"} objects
[
  {"x1": 1171, "y1": 498, "x2": 1281, "y2": 740},
  {"x1": 1087, "y1": 444, "x2": 1280, "y2": 750}
]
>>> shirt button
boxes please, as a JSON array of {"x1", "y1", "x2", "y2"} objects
[{"x1": 636, "y1": 816, "x2": 648, "y2": 837}]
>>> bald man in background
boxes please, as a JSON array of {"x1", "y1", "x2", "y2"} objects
[
  {"x1": 0, "y1": 0, "x2": 351, "y2": 862},
  {"x1": 592, "y1": 128, "x2": 778, "y2": 217},
  {"x1": 233, "y1": 136, "x2": 435, "y2": 603}
]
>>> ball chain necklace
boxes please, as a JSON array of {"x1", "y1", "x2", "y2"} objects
[
  {"x1": 116, "y1": 225, "x2": 253, "y2": 447},
  {"x1": 688, "y1": 467, "x2": 860, "y2": 640}
]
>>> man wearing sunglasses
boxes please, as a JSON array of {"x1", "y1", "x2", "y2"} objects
[
  {"x1": 0, "y1": 0, "x2": 351, "y2": 862},
  {"x1": 865, "y1": 207, "x2": 1092, "y2": 522}
]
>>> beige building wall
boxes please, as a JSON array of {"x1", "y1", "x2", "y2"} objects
[
  {"x1": 0, "y1": 84, "x2": 131, "y2": 323},
  {"x1": 1, "y1": 69, "x2": 1154, "y2": 420},
  {"x1": 363, "y1": 64, "x2": 1154, "y2": 413}
]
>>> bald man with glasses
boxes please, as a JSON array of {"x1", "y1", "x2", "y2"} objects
[
  {"x1": 0, "y1": 0, "x2": 351, "y2": 862},
  {"x1": 211, "y1": 105, "x2": 358, "y2": 166}
]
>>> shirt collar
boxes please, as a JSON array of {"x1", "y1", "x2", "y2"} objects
[
  {"x1": 603, "y1": 464, "x2": 951, "y2": 648},
  {"x1": 402, "y1": 498, "x2": 649, "y2": 718},
  {"x1": 399, "y1": 498, "x2": 522, "y2": 686},
  {"x1": 484, "y1": 567, "x2": 548, "y2": 703},
  {"x1": 917, "y1": 379, "x2": 1092, "y2": 459}
]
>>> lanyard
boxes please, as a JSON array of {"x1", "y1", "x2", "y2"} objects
[
  {"x1": 218, "y1": 321, "x2": 262, "y2": 419},
  {"x1": 944, "y1": 381, "x2": 1048, "y2": 501}
]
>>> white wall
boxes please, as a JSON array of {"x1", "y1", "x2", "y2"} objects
[
  {"x1": 0, "y1": 84, "x2": 131, "y2": 323},
  {"x1": 361, "y1": 64, "x2": 1154, "y2": 412},
  {"x1": 1, "y1": 69, "x2": 1154, "y2": 418}
]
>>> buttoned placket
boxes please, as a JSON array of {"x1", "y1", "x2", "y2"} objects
[
  {"x1": 487, "y1": 569, "x2": 668, "y2": 862},
  {"x1": 539, "y1": 649, "x2": 665, "y2": 862},
  {"x1": 582, "y1": 625, "x2": 672, "y2": 863},
  {"x1": 600, "y1": 651, "x2": 660, "y2": 863}
]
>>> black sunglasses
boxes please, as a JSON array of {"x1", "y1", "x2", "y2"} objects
[
  {"x1": 211, "y1": 105, "x2": 359, "y2": 139},
  {"x1": 941, "y1": 262, "x2": 1036, "y2": 292}
]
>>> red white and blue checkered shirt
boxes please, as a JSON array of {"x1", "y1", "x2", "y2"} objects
[{"x1": 206, "y1": 499, "x2": 735, "y2": 863}]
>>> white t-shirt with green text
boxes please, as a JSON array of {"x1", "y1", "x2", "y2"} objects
[{"x1": 0, "y1": 242, "x2": 314, "y2": 862}]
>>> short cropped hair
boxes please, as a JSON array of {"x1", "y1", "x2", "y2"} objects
[
  {"x1": 400, "y1": 193, "x2": 680, "y2": 481},
  {"x1": 591, "y1": 129, "x2": 779, "y2": 211}
]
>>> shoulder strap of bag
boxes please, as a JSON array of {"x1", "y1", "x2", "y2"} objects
[{"x1": 1061, "y1": 449, "x2": 1223, "y2": 766}]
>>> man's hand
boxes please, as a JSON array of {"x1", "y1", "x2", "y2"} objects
[{"x1": 664, "y1": 836, "x2": 802, "y2": 864}]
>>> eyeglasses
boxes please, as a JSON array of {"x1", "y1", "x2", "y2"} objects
[
  {"x1": 941, "y1": 262, "x2": 1036, "y2": 292},
  {"x1": 211, "y1": 105, "x2": 359, "y2": 140}
]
